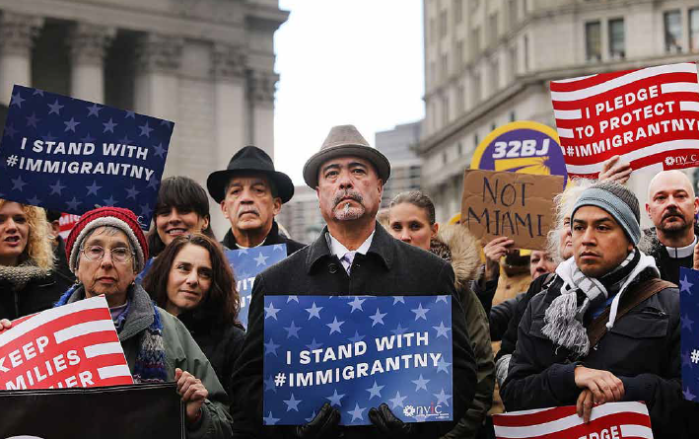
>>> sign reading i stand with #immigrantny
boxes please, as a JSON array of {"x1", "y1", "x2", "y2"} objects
[
  {"x1": 0, "y1": 85, "x2": 174, "y2": 226},
  {"x1": 262, "y1": 295, "x2": 453, "y2": 426}
]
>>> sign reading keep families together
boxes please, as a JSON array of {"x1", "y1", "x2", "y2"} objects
[
  {"x1": 262, "y1": 295, "x2": 453, "y2": 426},
  {"x1": 0, "y1": 85, "x2": 174, "y2": 226}
]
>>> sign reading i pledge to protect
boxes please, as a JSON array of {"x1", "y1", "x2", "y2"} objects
[
  {"x1": 461, "y1": 169, "x2": 564, "y2": 250},
  {"x1": 0, "y1": 295, "x2": 133, "y2": 390},
  {"x1": 550, "y1": 62, "x2": 699, "y2": 178}
]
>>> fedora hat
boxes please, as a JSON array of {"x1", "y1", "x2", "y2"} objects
[
  {"x1": 207, "y1": 146, "x2": 294, "y2": 203},
  {"x1": 303, "y1": 125, "x2": 391, "y2": 188}
]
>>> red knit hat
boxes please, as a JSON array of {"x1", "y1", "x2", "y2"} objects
[{"x1": 66, "y1": 206, "x2": 149, "y2": 273}]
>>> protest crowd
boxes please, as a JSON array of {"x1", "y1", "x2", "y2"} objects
[{"x1": 2, "y1": 67, "x2": 699, "y2": 438}]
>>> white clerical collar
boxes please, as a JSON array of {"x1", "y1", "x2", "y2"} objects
[
  {"x1": 326, "y1": 230, "x2": 375, "y2": 259},
  {"x1": 664, "y1": 235, "x2": 698, "y2": 259},
  {"x1": 237, "y1": 237, "x2": 267, "y2": 250}
]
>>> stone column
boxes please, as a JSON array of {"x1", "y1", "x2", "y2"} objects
[
  {"x1": 134, "y1": 33, "x2": 182, "y2": 174},
  {"x1": 212, "y1": 43, "x2": 247, "y2": 165},
  {"x1": 248, "y1": 69, "x2": 278, "y2": 160},
  {"x1": 0, "y1": 12, "x2": 43, "y2": 105},
  {"x1": 67, "y1": 23, "x2": 115, "y2": 103},
  {"x1": 134, "y1": 33, "x2": 182, "y2": 120}
]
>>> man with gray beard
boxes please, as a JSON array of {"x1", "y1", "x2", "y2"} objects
[{"x1": 230, "y1": 125, "x2": 477, "y2": 439}]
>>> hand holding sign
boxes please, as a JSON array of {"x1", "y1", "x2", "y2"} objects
[
  {"x1": 176, "y1": 367, "x2": 209, "y2": 424},
  {"x1": 482, "y1": 237, "x2": 514, "y2": 280},
  {"x1": 597, "y1": 156, "x2": 632, "y2": 184}
]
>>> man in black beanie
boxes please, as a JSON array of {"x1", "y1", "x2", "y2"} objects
[{"x1": 501, "y1": 181, "x2": 683, "y2": 439}]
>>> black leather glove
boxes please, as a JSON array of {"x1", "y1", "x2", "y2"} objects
[
  {"x1": 368, "y1": 403, "x2": 416, "y2": 439},
  {"x1": 295, "y1": 402, "x2": 342, "y2": 439}
]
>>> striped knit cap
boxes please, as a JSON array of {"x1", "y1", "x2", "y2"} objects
[
  {"x1": 66, "y1": 207, "x2": 148, "y2": 273},
  {"x1": 571, "y1": 181, "x2": 641, "y2": 245}
]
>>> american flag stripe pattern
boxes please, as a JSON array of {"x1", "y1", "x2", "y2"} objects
[
  {"x1": 550, "y1": 62, "x2": 699, "y2": 178},
  {"x1": 493, "y1": 402, "x2": 653, "y2": 439},
  {"x1": 0, "y1": 296, "x2": 133, "y2": 389}
]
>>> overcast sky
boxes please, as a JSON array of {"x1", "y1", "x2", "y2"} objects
[{"x1": 274, "y1": 0, "x2": 425, "y2": 186}]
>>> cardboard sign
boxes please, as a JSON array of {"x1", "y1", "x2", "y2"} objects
[
  {"x1": 262, "y1": 295, "x2": 453, "y2": 426},
  {"x1": 0, "y1": 85, "x2": 174, "y2": 226},
  {"x1": 679, "y1": 267, "x2": 699, "y2": 402},
  {"x1": 0, "y1": 383, "x2": 183, "y2": 438},
  {"x1": 471, "y1": 121, "x2": 568, "y2": 186},
  {"x1": 226, "y1": 244, "x2": 288, "y2": 329},
  {"x1": 461, "y1": 169, "x2": 563, "y2": 250},
  {"x1": 493, "y1": 402, "x2": 653, "y2": 439},
  {"x1": 550, "y1": 62, "x2": 699, "y2": 178},
  {"x1": 0, "y1": 295, "x2": 132, "y2": 390}
]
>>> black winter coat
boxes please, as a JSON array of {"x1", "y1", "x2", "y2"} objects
[
  {"x1": 221, "y1": 221, "x2": 306, "y2": 257},
  {"x1": 178, "y1": 310, "x2": 245, "y2": 399},
  {"x1": 230, "y1": 224, "x2": 477, "y2": 439},
  {"x1": 501, "y1": 270, "x2": 683, "y2": 439},
  {"x1": 639, "y1": 223, "x2": 699, "y2": 285},
  {"x1": 0, "y1": 269, "x2": 73, "y2": 320}
]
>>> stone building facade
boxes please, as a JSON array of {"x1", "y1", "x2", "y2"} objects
[
  {"x1": 0, "y1": 0, "x2": 287, "y2": 235},
  {"x1": 421, "y1": 0, "x2": 699, "y2": 224}
]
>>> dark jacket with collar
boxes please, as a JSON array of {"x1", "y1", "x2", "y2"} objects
[
  {"x1": 0, "y1": 266, "x2": 73, "y2": 320},
  {"x1": 221, "y1": 220, "x2": 306, "y2": 257},
  {"x1": 178, "y1": 310, "x2": 245, "y2": 397},
  {"x1": 639, "y1": 223, "x2": 699, "y2": 285},
  {"x1": 230, "y1": 223, "x2": 477, "y2": 439},
  {"x1": 501, "y1": 269, "x2": 683, "y2": 439}
]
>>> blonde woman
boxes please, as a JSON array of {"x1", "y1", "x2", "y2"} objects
[{"x1": 0, "y1": 199, "x2": 73, "y2": 319}]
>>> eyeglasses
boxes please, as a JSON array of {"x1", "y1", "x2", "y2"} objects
[{"x1": 81, "y1": 245, "x2": 133, "y2": 264}]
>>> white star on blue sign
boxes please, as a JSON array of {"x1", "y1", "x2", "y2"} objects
[
  {"x1": 389, "y1": 391, "x2": 407, "y2": 409},
  {"x1": 347, "y1": 403, "x2": 366, "y2": 422},
  {"x1": 347, "y1": 296, "x2": 366, "y2": 313},
  {"x1": 433, "y1": 321, "x2": 451, "y2": 338},
  {"x1": 264, "y1": 338, "x2": 280, "y2": 356},
  {"x1": 284, "y1": 321, "x2": 302, "y2": 339},
  {"x1": 283, "y1": 393, "x2": 302, "y2": 412},
  {"x1": 139, "y1": 122, "x2": 153, "y2": 137},
  {"x1": 264, "y1": 302, "x2": 281, "y2": 320},
  {"x1": 412, "y1": 374, "x2": 430, "y2": 392},
  {"x1": 103, "y1": 118, "x2": 117, "y2": 133},
  {"x1": 305, "y1": 302, "x2": 323, "y2": 320},
  {"x1": 411, "y1": 303, "x2": 430, "y2": 321},
  {"x1": 681, "y1": 275, "x2": 694, "y2": 295},
  {"x1": 66, "y1": 197, "x2": 82, "y2": 211},
  {"x1": 327, "y1": 317, "x2": 345, "y2": 335},
  {"x1": 86, "y1": 181, "x2": 102, "y2": 196},
  {"x1": 64, "y1": 117, "x2": 80, "y2": 132},
  {"x1": 326, "y1": 389, "x2": 345, "y2": 407},
  {"x1": 434, "y1": 388, "x2": 452, "y2": 407},
  {"x1": 262, "y1": 411, "x2": 280, "y2": 425},
  {"x1": 436, "y1": 357, "x2": 452, "y2": 374},
  {"x1": 152, "y1": 142, "x2": 167, "y2": 158},
  {"x1": 125, "y1": 185, "x2": 140, "y2": 200},
  {"x1": 255, "y1": 252, "x2": 269, "y2": 267},
  {"x1": 86, "y1": 103, "x2": 101, "y2": 117},
  {"x1": 366, "y1": 381, "x2": 384, "y2": 399},
  {"x1": 11, "y1": 176, "x2": 27, "y2": 192},
  {"x1": 369, "y1": 308, "x2": 387, "y2": 327}
]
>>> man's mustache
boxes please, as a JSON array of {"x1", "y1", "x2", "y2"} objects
[
  {"x1": 333, "y1": 191, "x2": 364, "y2": 206},
  {"x1": 662, "y1": 209, "x2": 684, "y2": 221}
]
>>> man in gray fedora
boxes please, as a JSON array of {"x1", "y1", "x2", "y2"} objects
[{"x1": 230, "y1": 125, "x2": 477, "y2": 439}]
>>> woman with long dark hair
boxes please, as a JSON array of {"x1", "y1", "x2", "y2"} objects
[{"x1": 142, "y1": 233, "x2": 243, "y2": 393}]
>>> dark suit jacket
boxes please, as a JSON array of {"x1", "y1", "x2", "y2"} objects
[{"x1": 230, "y1": 223, "x2": 477, "y2": 439}]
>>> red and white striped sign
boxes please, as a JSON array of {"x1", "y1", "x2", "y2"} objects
[
  {"x1": 493, "y1": 402, "x2": 653, "y2": 439},
  {"x1": 550, "y1": 62, "x2": 699, "y2": 178},
  {"x1": 58, "y1": 212, "x2": 80, "y2": 240},
  {"x1": 0, "y1": 295, "x2": 133, "y2": 390}
]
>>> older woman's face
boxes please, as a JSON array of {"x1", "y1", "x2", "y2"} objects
[
  {"x1": 0, "y1": 202, "x2": 29, "y2": 267},
  {"x1": 559, "y1": 216, "x2": 573, "y2": 260},
  {"x1": 76, "y1": 227, "x2": 136, "y2": 305}
]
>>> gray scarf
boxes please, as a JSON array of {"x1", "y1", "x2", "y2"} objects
[
  {"x1": 0, "y1": 262, "x2": 51, "y2": 292},
  {"x1": 542, "y1": 250, "x2": 647, "y2": 357}
]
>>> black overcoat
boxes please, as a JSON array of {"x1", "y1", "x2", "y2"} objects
[{"x1": 230, "y1": 223, "x2": 477, "y2": 439}]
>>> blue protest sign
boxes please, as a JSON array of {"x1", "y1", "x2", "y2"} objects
[
  {"x1": 225, "y1": 244, "x2": 287, "y2": 329},
  {"x1": 0, "y1": 85, "x2": 174, "y2": 226},
  {"x1": 680, "y1": 267, "x2": 699, "y2": 402},
  {"x1": 262, "y1": 295, "x2": 453, "y2": 426}
]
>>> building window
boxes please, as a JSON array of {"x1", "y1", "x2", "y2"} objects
[
  {"x1": 585, "y1": 21, "x2": 601, "y2": 62},
  {"x1": 442, "y1": 95, "x2": 450, "y2": 126},
  {"x1": 523, "y1": 35, "x2": 530, "y2": 71},
  {"x1": 488, "y1": 13, "x2": 499, "y2": 47},
  {"x1": 490, "y1": 57, "x2": 500, "y2": 93},
  {"x1": 510, "y1": 111, "x2": 516, "y2": 122},
  {"x1": 474, "y1": 133, "x2": 480, "y2": 148},
  {"x1": 440, "y1": 54, "x2": 448, "y2": 82},
  {"x1": 509, "y1": 45, "x2": 518, "y2": 80},
  {"x1": 691, "y1": 8, "x2": 699, "y2": 52},
  {"x1": 471, "y1": 27, "x2": 481, "y2": 56},
  {"x1": 455, "y1": 40, "x2": 464, "y2": 71},
  {"x1": 472, "y1": 72, "x2": 482, "y2": 103},
  {"x1": 664, "y1": 10, "x2": 682, "y2": 53},
  {"x1": 608, "y1": 18, "x2": 625, "y2": 59},
  {"x1": 508, "y1": 0, "x2": 517, "y2": 27},
  {"x1": 491, "y1": 122, "x2": 496, "y2": 131},
  {"x1": 457, "y1": 142, "x2": 463, "y2": 156},
  {"x1": 440, "y1": 10, "x2": 448, "y2": 38},
  {"x1": 453, "y1": 0, "x2": 462, "y2": 25},
  {"x1": 429, "y1": 61, "x2": 436, "y2": 85},
  {"x1": 442, "y1": 152, "x2": 448, "y2": 165},
  {"x1": 430, "y1": 18, "x2": 437, "y2": 43},
  {"x1": 456, "y1": 84, "x2": 465, "y2": 115}
]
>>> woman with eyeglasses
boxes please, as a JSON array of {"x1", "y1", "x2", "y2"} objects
[
  {"x1": 142, "y1": 233, "x2": 244, "y2": 395},
  {"x1": 0, "y1": 199, "x2": 73, "y2": 319}
]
